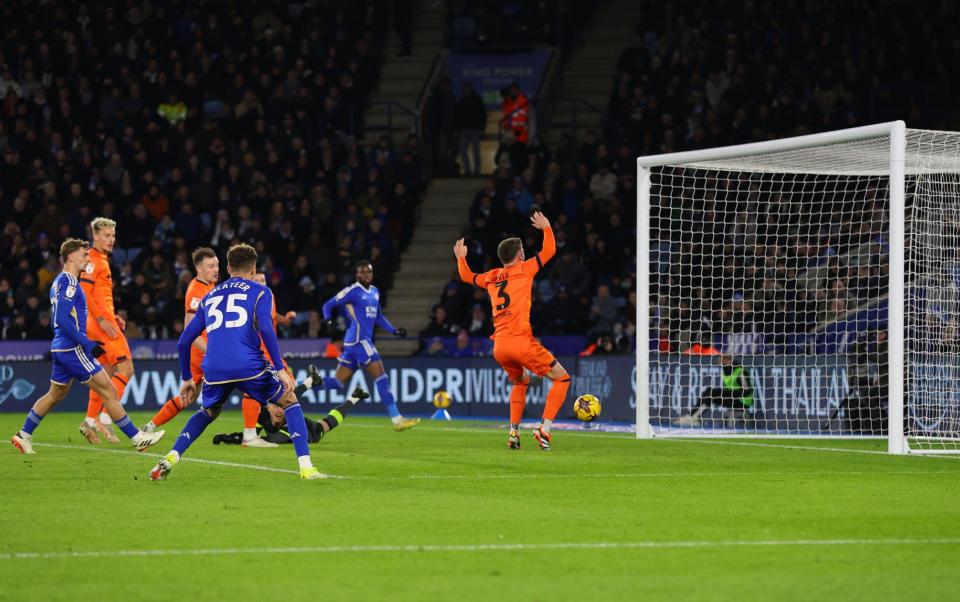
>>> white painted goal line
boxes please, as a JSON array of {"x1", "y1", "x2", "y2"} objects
[
  {"x1": 3, "y1": 537, "x2": 959, "y2": 561},
  {"x1": 30, "y1": 443, "x2": 959, "y2": 480}
]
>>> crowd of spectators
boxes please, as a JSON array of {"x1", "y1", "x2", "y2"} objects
[
  {"x1": 0, "y1": 1, "x2": 428, "y2": 341},
  {"x1": 424, "y1": 129, "x2": 637, "y2": 352},
  {"x1": 432, "y1": 0, "x2": 957, "y2": 355}
]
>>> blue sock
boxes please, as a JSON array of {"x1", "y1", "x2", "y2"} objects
[
  {"x1": 322, "y1": 376, "x2": 344, "y2": 391},
  {"x1": 172, "y1": 410, "x2": 214, "y2": 456},
  {"x1": 114, "y1": 414, "x2": 140, "y2": 439},
  {"x1": 282, "y1": 403, "x2": 311, "y2": 459},
  {"x1": 21, "y1": 409, "x2": 43, "y2": 436},
  {"x1": 375, "y1": 375, "x2": 400, "y2": 418}
]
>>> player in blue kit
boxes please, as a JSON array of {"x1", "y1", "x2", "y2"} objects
[
  {"x1": 10, "y1": 239, "x2": 166, "y2": 455},
  {"x1": 321, "y1": 261, "x2": 419, "y2": 431},
  {"x1": 149, "y1": 244, "x2": 325, "y2": 480}
]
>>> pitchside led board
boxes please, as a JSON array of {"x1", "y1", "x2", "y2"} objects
[{"x1": 0, "y1": 354, "x2": 866, "y2": 425}]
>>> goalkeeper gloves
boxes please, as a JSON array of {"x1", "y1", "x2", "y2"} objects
[{"x1": 395, "y1": 327, "x2": 407, "y2": 338}]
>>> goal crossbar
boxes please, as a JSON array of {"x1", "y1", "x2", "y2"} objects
[{"x1": 635, "y1": 121, "x2": 960, "y2": 455}]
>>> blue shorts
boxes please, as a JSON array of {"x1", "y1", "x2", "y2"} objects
[
  {"x1": 50, "y1": 347, "x2": 103, "y2": 385},
  {"x1": 199, "y1": 370, "x2": 285, "y2": 410},
  {"x1": 338, "y1": 341, "x2": 381, "y2": 371}
]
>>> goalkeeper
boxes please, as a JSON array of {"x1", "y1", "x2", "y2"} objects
[
  {"x1": 214, "y1": 378, "x2": 369, "y2": 445},
  {"x1": 674, "y1": 355, "x2": 754, "y2": 427}
]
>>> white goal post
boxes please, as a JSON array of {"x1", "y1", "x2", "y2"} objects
[{"x1": 636, "y1": 121, "x2": 960, "y2": 455}]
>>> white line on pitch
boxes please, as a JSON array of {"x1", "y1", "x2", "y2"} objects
[
  {"x1": 346, "y1": 422, "x2": 960, "y2": 461},
  {"x1": 32, "y1": 443, "x2": 324, "y2": 477},
  {"x1": 3, "y1": 537, "x2": 960, "y2": 561},
  {"x1": 390, "y1": 469, "x2": 954, "y2": 480}
]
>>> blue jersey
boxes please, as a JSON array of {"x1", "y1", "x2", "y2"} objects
[
  {"x1": 49, "y1": 272, "x2": 96, "y2": 353},
  {"x1": 322, "y1": 283, "x2": 397, "y2": 345},
  {"x1": 177, "y1": 277, "x2": 284, "y2": 384}
]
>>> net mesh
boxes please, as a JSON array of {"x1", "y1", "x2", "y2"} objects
[{"x1": 644, "y1": 127, "x2": 960, "y2": 451}]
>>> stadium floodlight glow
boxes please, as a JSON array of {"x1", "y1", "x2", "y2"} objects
[{"x1": 637, "y1": 121, "x2": 960, "y2": 454}]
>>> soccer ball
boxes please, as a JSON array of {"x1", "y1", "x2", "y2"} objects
[
  {"x1": 573, "y1": 394, "x2": 602, "y2": 422},
  {"x1": 433, "y1": 390, "x2": 452, "y2": 409}
]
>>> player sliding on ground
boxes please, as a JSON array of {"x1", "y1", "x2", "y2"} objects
[
  {"x1": 319, "y1": 261, "x2": 419, "y2": 431},
  {"x1": 453, "y1": 211, "x2": 572, "y2": 450},
  {"x1": 149, "y1": 244, "x2": 325, "y2": 480},
  {"x1": 10, "y1": 239, "x2": 165, "y2": 455}
]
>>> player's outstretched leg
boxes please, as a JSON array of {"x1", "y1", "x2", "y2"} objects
[
  {"x1": 89, "y1": 370, "x2": 165, "y2": 452},
  {"x1": 533, "y1": 363, "x2": 571, "y2": 451},
  {"x1": 508, "y1": 379, "x2": 528, "y2": 450},
  {"x1": 364, "y1": 361, "x2": 418, "y2": 431},
  {"x1": 144, "y1": 391, "x2": 192, "y2": 433},
  {"x1": 311, "y1": 385, "x2": 369, "y2": 442},
  {"x1": 10, "y1": 382, "x2": 71, "y2": 454},
  {"x1": 149, "y1": 406, "x2": 219, "y2": 480}
]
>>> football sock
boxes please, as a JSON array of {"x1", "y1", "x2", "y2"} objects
[
  {"x1": 150, "y1": 397, "x2": 183, "y2": 428},
  {"x1": 86, "y1": 391, "x2": 103, "y2": 420},
  {"x1": 114, "y1": 414, "x2": 140, "y2": 439},
  {"x1": 241, "y1": 397, "x2": 260, "y2": 429},
  {"x1": 84, "y1": 416, "x2": 97, "y2": 427},
  {"x1": 375, "y1": 375, "x2": 400, "y2": 419},
  {"x1": 322, "y1": 376, "x2": 344, "y2": 391},
  {"x1": 542, "y1": 377, "x2": 571, "y2": 423},
  {"x1": 108, "y1": 374, "x2": 128, "y2": 414},
  {"x1": 21, "y1": 409, "x2": 43, "y2": 436},
  {"x1": 172, "y1": 410, "x2": 214, "y2": 455},
  {"x1": 510, "y1": 422, "x2": 520, "y2": 432},
  {"x1": 243, "y1": 427, "x2": 258, "y2": 440},
  {"x1": 509, "y1": 382, "x2": 528, "y2": 425},
  {"x1": 99, "y1": 412, "x2": 113, "y2": 425},
  {"x1": 540, "y1": 418, "x2": 553, "y2": 434},
  {"x1": 282, "y1": 403, "x2": 311, "y2": 459}
]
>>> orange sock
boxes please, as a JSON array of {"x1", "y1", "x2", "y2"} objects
[
  {"x1": 543, "y1": 377, "x2": 571, "y2": 422},
  {"x1": 242, "y1": 397, "x2": 260, "y2": 429},
  {"x1": 111, "y1": 374, "x2": 128, "y2": 404},
  {"x1": 86, "y1": 390, "x2": 104, "y2": 419},
  {"x1": 150, "y1": 397, "x2": 186, "y2": 428},
  {"x1": 509, "y1": 383, "x2": 527, "y2": 425}
]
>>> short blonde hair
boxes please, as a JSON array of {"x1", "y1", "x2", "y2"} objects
[{"x1": 90, "y1": 217, "x2": 117, "y2": 233}]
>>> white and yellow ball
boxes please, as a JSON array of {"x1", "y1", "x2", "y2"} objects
[
  {"x1": 573, "y1": 394, "x2": 602, "y2": 422},
  {"x1": 433, "y1": 390, "x2": 452, "y2": 409}
]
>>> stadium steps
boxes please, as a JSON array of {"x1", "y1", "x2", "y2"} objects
[
  {"x1": 383, "y1": 177, "x2": 485, "y2": 355},
  {"x1": 545, "y1": 0, "x2": 643, "y2": 146},
  {"x1": 361, "y1": 0, "x2": 445, "y2": 143}
]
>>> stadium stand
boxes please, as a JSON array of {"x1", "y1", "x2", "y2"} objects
[
  {"x1": 0, "y1": 1, "x2": 426, "y2": 341},
  {"x1": 435, "y1": 0, "x2": 958, "y2": 356}
]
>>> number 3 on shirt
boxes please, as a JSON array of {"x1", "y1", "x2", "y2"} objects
[
  {"x1": 494, "y1": 281, "x2": 511, "y2": 311},
  {"x1": 206, "y1": 294, "x2": 248, "y2": 332}
]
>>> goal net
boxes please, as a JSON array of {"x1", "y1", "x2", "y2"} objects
[{"x1": 636, "y1": 122, "x2": 960, "y2": 454}]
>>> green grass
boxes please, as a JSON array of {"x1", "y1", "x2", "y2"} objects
[{"x1": 2, "y1": 411, "x2": 959, "y2": 602}]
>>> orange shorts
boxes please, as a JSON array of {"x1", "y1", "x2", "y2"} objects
[
  {"x1": 190, "y1": 358, "x2": 204, "y2": 385},
  {"x1": 87, "y1": 321, "x2": 132, "y2": 366},
  {"x1": 493, "y1": 335, "x2": 557, "y2": 384}
]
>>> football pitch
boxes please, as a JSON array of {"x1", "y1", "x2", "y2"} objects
[{"x1": 2, "y1": 412, "x2": 959, "y2": 601}]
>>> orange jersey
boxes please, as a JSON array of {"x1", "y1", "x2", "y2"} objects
[
  {"x1": 185, "y1": 277, "x2": 216, "y2": 339},
  {"x1": 79, "y1": 247, "x2": 116, "y2": 324},
  {"x1": 459, "y1": 227, "x2": 556, "y2": 338},
  {"x1": 258, "y1": 297, "x2": 280, "y2": 357}
]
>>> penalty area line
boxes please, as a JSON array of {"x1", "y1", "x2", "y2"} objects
[
  {"x1": 3, "y1": 538, "x2": 960, "y2": 561},
  {"x1": 32, "y1": 443, "x2": 340, "y2": 477}
]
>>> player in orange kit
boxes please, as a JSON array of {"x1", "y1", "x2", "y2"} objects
[
  {"x1": 78, "y1": 217, "x2": 132, "y2": 444},
  {"x1": 143, "y1": 247, "x2": 219, "y2": 434},
  {"x1": 453, "y1": 211, "x2": 572, "y2": 450}
]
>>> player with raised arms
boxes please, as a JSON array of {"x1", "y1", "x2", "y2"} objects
[
  {"x1": 453, "y1": 211, "x2": 571, "y2": 450},
  {"x1": 319, "y1": 261, "x2": 419, "y2": 431},
  {"x1": 78, "y1": 217, "x2": 135, "y2": 444},
  {"x1": 149, "y1": 244, "x2": 325, "y2": 480},
  {"x1": 10, "y1": 239, "x2": 165, "y2": 454}
]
